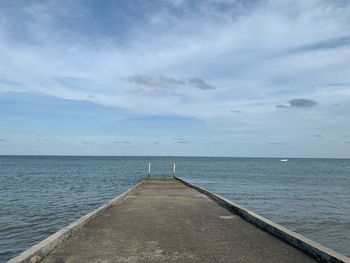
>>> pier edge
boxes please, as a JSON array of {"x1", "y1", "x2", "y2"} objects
[
  {"x1": 7, "y1": 180, "x2": 145, "y2": 263},
  {"x1": 174, "y1": 176, "x2": 350, "y2": 263}
]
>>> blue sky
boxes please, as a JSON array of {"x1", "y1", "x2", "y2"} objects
[{"x1": 0, "y1": 0, "x2": 350, "y2": 157}]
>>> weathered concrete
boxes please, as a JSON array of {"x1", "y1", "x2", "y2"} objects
[
  {"x1": 28, "y1": 178, "x2": 324, "y2": 263},
  {"x1": 175, "y1": 177, "x2": 350, "y2": 263},
  {"x1": 7, "y1": 180, "x2": 144, "y2": 263}
]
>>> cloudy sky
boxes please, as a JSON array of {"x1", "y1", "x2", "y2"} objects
[{"x1": 0, "y1": 0, "x2": 349, "y2": 157}]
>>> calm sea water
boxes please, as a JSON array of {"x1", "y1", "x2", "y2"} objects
[{"x1": 0, "y1": 156, "x2": 349, "y2": 262}]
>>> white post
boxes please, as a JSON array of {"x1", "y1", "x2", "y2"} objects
[
  {"x1": 173, "y1": 163, "x2": 176, "y2": 177},
  {"x1": 148, "y1": 162, "x2": 151, "y2": 178}
]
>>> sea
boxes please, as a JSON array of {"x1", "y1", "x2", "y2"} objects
[{"x1": 0, "y1": 156, "x2": 349, "y2": 262}]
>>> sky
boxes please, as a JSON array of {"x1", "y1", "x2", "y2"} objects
[{"x1": 0, "y1": 0, "x2": 349, "y2": 157}]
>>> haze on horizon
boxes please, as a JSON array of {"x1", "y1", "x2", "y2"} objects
[{"x1": 0, "y1": 0, "x2": 349, "y2": 158}]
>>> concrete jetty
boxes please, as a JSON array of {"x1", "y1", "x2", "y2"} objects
[{"x1": 8, "y1": 178, "x2": 350, "y2": 263}]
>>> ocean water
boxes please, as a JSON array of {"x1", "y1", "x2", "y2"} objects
[{"x1": 0, "y1": 156, "x2": 349, "y2": 262}]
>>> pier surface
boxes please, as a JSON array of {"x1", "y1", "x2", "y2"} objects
[{"x1": 42, "y1": 179, "x2": 315, "y2": 263}]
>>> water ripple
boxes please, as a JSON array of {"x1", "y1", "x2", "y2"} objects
[{"x1": 1, "y1": 156, "x2": 349, "y2": 262}]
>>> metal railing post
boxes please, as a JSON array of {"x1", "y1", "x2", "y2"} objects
[
  {"x1": 148, "y1": 162, "x2": 151, "y2": 179},
  {"x1": 173, "y1": 163, "x2": 176, "y2": 178}
]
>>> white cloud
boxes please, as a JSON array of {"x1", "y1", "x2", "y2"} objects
[{"x1": 0, "y1": 0, "x2": 350, "y2": 156}]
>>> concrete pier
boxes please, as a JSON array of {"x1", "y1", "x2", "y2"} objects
[{"x1": 33, "y1": 178, "x2": 320, "y2": 263}]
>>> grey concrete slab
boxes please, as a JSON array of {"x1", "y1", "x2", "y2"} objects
[
  {"x1": 40, "y1": 179, "x2": 317, "y2": 263},
  {"x1": 176, "y1": 177, "x2": 349, "y2": 263}
]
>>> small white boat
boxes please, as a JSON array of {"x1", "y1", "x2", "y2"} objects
[{"x1": 280, "y1": 159, "x2": 288, "y2": 162}]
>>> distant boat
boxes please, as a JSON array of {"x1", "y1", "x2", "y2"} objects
[{"x1": 280, "y1": 159, "x2": 288, "y2": 162}]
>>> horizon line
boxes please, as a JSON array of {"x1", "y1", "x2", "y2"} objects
[{"x1": 0, "y1": 154, "x2": 349, "y2": 160}]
